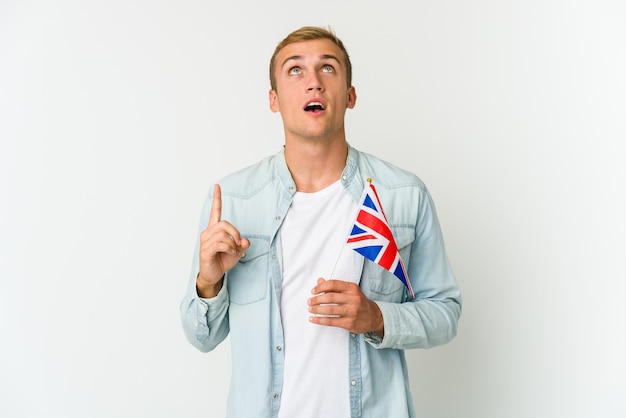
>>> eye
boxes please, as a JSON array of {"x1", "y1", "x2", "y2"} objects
[
  {"x1": 289, "y1": 67, "x2": 302, "y2": 75},
  {"x1": 321, "y1": 65, "x2": 334, "y2": 73}
]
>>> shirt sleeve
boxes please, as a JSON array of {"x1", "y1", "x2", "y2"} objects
[
  {"x1": 364, "y1": 187, "x2": 462, "y2": 350},
  {"x1": 180, "y1": 277, "x2": 230, "y2": 352}
]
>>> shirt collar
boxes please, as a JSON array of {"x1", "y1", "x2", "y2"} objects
[{"x1": 275, "y1": 143, "x2": 363, "y2": 200}]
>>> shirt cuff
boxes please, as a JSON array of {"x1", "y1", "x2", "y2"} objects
[
  {"x1": 363, "y1": 331, "x2": 384, "y2": 347},
  {"x1": 196, "y1": 278, "x2": 229, "y2": 321}
]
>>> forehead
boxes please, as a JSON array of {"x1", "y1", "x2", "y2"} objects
[{"x1": 275, "y1": 38, "x2": 344, "y2": 68}]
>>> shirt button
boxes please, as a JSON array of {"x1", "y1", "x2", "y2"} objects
[
  {"x1": 276, "y1": 346, "x2": 282, "y2": 351},
  {"x1": 351, "y1": 333, "x2": 356, "y2": 338},
  {"x1": 273, "y1": 393, "x2": 279, "y2": 399},
  {"x1": 275, "y1": 215, "x2": 281, "y2": 221},
  {"x1": 351, "y1": 380, "x2": 357, "y2": 386}
]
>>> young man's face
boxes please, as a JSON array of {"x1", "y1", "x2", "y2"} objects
[{"x1": 269, "y1": 39, "x2": 356, "y2": 143}]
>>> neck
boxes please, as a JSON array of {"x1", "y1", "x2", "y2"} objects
[{"x1": 284, "y1": 138, "x2": 348, "y2": 193}]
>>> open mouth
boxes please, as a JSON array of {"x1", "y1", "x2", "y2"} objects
[{"x1": 304, "y1": 101, "x2": 326, "y2": 112}]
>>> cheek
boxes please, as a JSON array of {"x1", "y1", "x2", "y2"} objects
[{"x1": 275, "y1": 90, "x2": 299, "y2": 110}]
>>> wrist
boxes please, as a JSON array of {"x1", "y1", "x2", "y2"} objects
[
  {"x1": 196, "y1": 274, "x2": 224, "y2": 298},
  {"x1": 371, "y1": 301, "x2": 385, "y2": 337}
]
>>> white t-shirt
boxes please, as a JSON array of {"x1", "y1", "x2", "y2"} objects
[{"x1": 278, "y1": 180, "x2": 358, "y2": 418}]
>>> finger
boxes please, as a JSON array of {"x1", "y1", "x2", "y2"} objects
[
  {"x1": 203, "y1": 229, "x2": 244, "y2": 256},
  {"x1": 209, "y1": 184, "x2": 222, "y2": 226},
  {"x1": 309, "y1": 302, "x2": 346, "y2": 317},
  {"x1": 308, "y1": 290, "x2": 347, "y2": 308},
  {"x1": 209, "y1": 239, "x2": 245, "y2": 258},
  {"x1": 214, "y1": 230, "x2": 249, "y2": 254},
  {"x1": 211, "y1": 220, "x2": 244, "y2": 247},
  {"x1": 309, "y1": 315, "x2": 351, "y2": 330},
  {"x1": 309, "y1": 278, "x2": 325, "y2": 295},
  {"x1": 311, "y1": 278, "x2": 350, "y2": 295}
]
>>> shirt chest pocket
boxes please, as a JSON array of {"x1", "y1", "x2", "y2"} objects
[
  {"x1": 362, "y1": 226, "x2": 415, "y2": 300},
  {"x1": 227, "y1": 236, "x2": 270, "y2": 305}
]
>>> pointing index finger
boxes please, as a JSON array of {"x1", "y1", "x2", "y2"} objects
[{"x1": 209, "y1": 184, "x2": 222, "y2": 226}]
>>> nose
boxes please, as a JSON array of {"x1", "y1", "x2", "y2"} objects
[{"x1": 306, "y1": 72, "x2": 323, "y2": 92}]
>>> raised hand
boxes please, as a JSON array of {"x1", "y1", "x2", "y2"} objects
[{"x1": 196, "y1": 184, "x2": 250, "y2": 298}]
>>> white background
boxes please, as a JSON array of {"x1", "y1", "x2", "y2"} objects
[{"x1": 1, "y1": 1, "x2": 625, "y2": 417}]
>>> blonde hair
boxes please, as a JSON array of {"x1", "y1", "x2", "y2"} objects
[{"x1": 269, "y1": 26, "x2": 352, "y2": 91}]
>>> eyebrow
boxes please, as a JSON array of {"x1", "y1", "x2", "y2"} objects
[{"x1": 281, "y1": 54, "x2": 342, "y2": 69}]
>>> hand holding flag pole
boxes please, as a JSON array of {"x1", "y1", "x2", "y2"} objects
[{"x1": 333, "y1": 178, "x2": 415, "y2": 299}]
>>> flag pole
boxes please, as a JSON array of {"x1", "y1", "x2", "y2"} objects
[{"x1": 328, "y1": 245, "x2": 345, "y2": 280}]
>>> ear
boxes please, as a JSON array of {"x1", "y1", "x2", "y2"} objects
[
  {"x1": 269, "y1": 89, "x2": 280, "y2": 113},
  {"x1": 346, "y1": 86, "x2": 357, "y2": 109}
]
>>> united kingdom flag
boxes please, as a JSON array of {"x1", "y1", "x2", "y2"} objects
[{"x1": 347, "y1": 179, "x2": 415, "y2": 299}]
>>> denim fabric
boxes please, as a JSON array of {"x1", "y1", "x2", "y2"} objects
[{"x1": 180, "y1": 145, "x2": 462, "y2": 418}]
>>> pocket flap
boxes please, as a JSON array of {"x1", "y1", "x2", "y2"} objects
[
  {"x1": 238, "y1": 236, "x2": 269, "y2": 263},
  {"x1": 391, "y1": 226, "x2": 415, "y2": 250}
]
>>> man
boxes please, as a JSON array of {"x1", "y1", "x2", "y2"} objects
[{"x1": 180, "y1": 26, "x2": 462, "y2": 418}]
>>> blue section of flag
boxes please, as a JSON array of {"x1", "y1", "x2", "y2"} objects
[
  {"x1": 393, "y1": 263, "x2": 408, "y2": 287},
  {"x1": 350, "y1": 224, "x2": 367, "y2": 235},
  {"x1": 363, "y1": 194, "x2": 377, "y2": 211},
  {"x1": 355, "y1": 245, "x2": 383, "y2": 260}
]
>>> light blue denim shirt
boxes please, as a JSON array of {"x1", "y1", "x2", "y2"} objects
[{"x1": 180, "y1": 145, "x2": 462, "y2": 418}]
